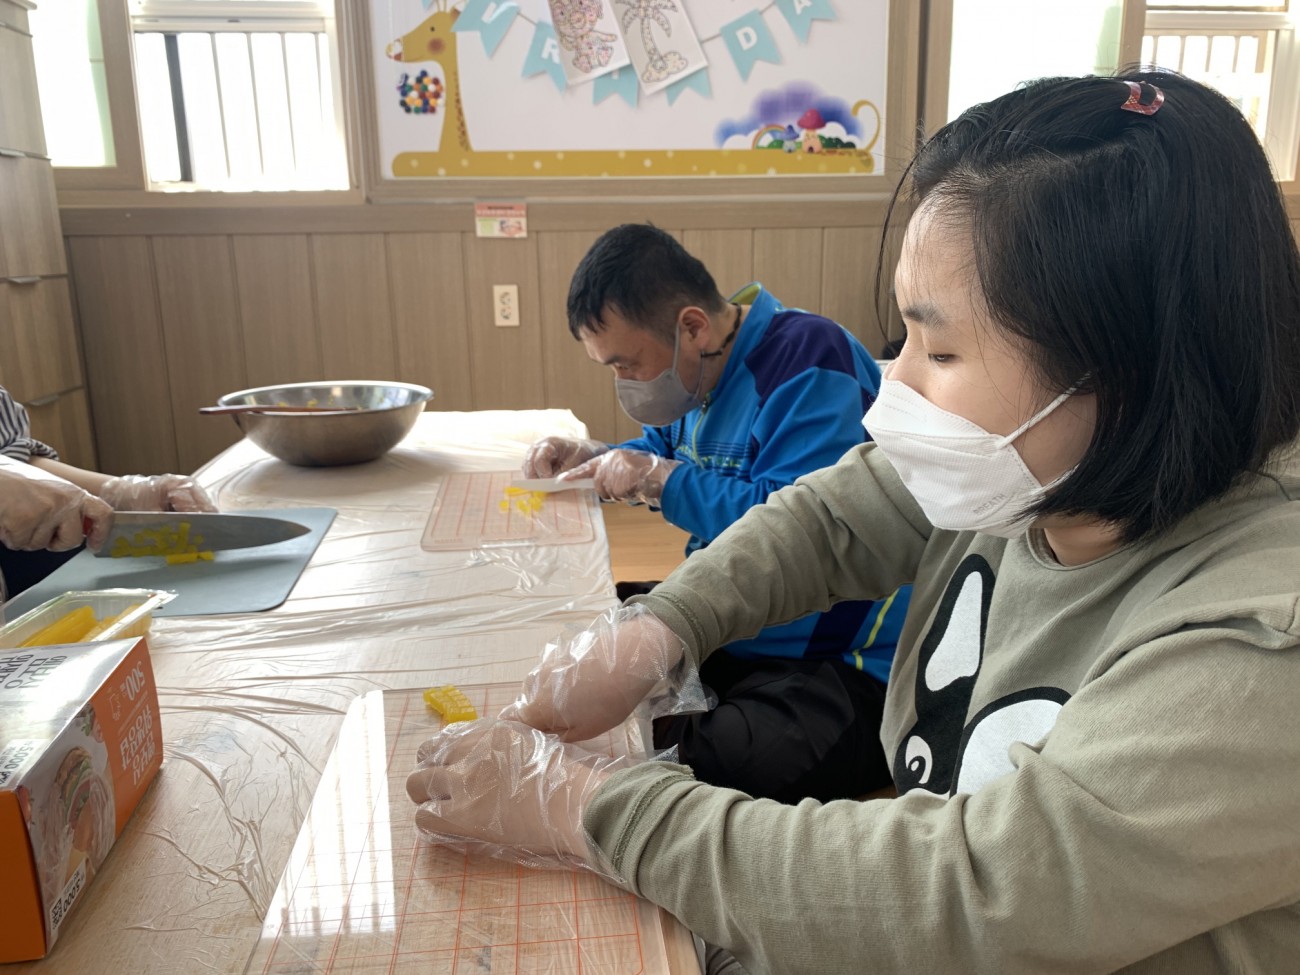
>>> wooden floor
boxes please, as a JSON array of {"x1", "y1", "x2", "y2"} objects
[{"x1": 601, "y1": 502, "x2": 690, "y2": 584}]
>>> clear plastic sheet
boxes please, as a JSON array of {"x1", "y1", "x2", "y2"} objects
[{"x1": 5, "y1": 410, "x2": 637, "y2": 975}]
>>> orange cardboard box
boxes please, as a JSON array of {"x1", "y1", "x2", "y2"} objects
[{"x1": 0, "y1": 637, "x2": 162, "y2": 962}]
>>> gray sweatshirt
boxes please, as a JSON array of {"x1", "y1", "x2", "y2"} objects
[{"x1": 584, "y1": 441, "x2": 1300, "y2": 975}]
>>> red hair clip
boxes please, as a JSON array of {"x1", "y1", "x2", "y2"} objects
[{"x1": 1120, "y1": 81, "x2": 1164, "y2": 115}]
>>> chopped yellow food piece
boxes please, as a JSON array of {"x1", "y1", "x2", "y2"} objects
[
  {"x1": 422, "y1": 685, "x2": 478, "y2": 724},
  {"x1": 500, "y1": 487, "x2": 546, "y2": 517},
  {"x1": 109, "y1": 521, "x2": 213, "y2": 561},
  {"x1": 20, "y1": 606, "x2": 98, "y2": 647}
]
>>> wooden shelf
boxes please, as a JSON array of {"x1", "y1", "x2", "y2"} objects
[{"x1": 601, "y1": 502, "x2": 690, "y2": 585}]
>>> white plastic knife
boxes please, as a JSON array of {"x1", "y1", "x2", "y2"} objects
[{"x1": 508, "y1": 477, "x2": 597, "y2": 493}]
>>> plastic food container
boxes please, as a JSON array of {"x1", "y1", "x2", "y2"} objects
[{"x1": 0, "y1": 590, "x2": 174, "y2": 650}]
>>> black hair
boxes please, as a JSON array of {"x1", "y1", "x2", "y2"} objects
[
  {"x1": 567, "y1": 224, "x2": 727, "y2": 340},
  {"x1": 879, "y1": 71, "x2": 1300, "y2": 542}
]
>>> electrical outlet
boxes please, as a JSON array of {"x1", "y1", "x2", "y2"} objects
[{"x1": 493, "y1": 284, "x2": 519, "y2": 327}]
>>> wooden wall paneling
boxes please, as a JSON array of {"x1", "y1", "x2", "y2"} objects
[
  {"x1": 0, "y1": 278, "x2": 81, "y2": 402},
  {"x1": 26, "y1": 387, "x2": 97, "y2": 470},
  {"x1": 0, "y1": 155, "x2": 66, "y2": 277},
  {"x1": 385, "y1": 232, "x2": 473, "y2": 411},
  {"x1": 68, "y1": 236, "x2": 179, "y2": 474},
  {"x1": 0, "y1": 21, "x2": 46, "y2": 155},
  {"x1": 232, "y1": 235, "x2": 323, "y2": 388},
  {"x1": 753, "y1": 228, "x2": 825, "y2": 313},
  {"x1": 820, "y1": 225, "x2": 896, "y2": 354},
  {"x1": 152, "y1": 236, "x2": 248, "y2": 472},
  {"x1": 462, "y1": 236, "x2": 546, "y2": 410},
  {"x1": 536, "y1": 230, "x2": 619, "y2": 442},
  {"x1": 682, "y1": 229, "x2": 754, "y2": 297},
  {"x1": 310, "y1": 234, "x2": 398, "y2": 379}
]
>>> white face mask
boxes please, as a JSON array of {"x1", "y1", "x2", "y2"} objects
[{"x1": 862, "y1": 378, "x2": 1077, "y2": 538}]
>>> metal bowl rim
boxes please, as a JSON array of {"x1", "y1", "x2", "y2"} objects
[{"x1": 216, "y1": 380, "x2": 433, "y2": 413}]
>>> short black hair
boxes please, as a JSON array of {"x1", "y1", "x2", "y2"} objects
[
  {"x1": 880, "y1": 71, "x2": 1300, "y2": 542},
  {"x1": 567, "y1": 224, "x2": 727, "y2": 340}
]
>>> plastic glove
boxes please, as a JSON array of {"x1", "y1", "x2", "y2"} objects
[
  {"x1": 0, "y1": 460, "x2": 112, "y2": 551},
  {"x1": 406, "y1": 718, "x2": 629, "y2": 874},
  {"x1": 522, "y1": 437, "x2": 609, "y2": 478},
  {"x1": 562, "y1": 449, "x2": 681, "y2": 504},
  {"x1": 504, "y1": 604, "x2": 692, "y2": 742},
  {"x1": 98, "y1": 474, "x2": 217, "y2": 513}
]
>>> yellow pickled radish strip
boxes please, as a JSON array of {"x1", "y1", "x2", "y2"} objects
[
  {"x1": 20, "y1": 606, "x2": 98, "y2": 647},
  {"x1": 81, "y1": 603, "x2": 144, "y2": 640},
  {"x1": 422, "y1": 685, "x2": 478, "y2": 723}
]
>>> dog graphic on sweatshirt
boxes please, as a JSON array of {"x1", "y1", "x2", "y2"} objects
[{"x1": 893, "y1": 554, "x2": 1070, "y2": 797}]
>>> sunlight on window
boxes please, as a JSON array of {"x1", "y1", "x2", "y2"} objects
[
  {"x1": 946, "y1": 0, "x2": 1126, "y2": 123},
  {"x1": 30, "y1": 0, "x2": 115, "y2": 167},
  {"x1": 1140, "y1": 7, "x2": 1297, "y2": 180},
  {"x1": 249, "y1": 34, "x2": 295, "y2": 181},
  {"x1": 132, "y1": 27, "x2": 346, "y2": 189},
  {"x1": 134, "y1": 33, "x2": 181, "y2": 180}
]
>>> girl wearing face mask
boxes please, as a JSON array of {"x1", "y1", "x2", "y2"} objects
[{"x1": 409, "y1": 73, "x2": 1300, "y2": 975}]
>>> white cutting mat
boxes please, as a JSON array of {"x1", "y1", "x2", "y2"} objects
[
  {"x1": 421, "y1": 471, "x2": 595, "y2": 551},
  {"x1": 244, "y1": 685, "x2": 688, "y2": 975}
]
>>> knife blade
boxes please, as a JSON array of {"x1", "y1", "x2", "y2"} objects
[
  {"x1": 508, "y1": 477, "x2": 597, "y2": 493},
  {"x1": 94, "y1": 511, "x2": 312, "y2": 558}
]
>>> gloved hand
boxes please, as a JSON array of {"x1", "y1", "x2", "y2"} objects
[
  {"x1": 522, "y1": 437, "x2": 609, "y2": 478},
  {"x1": 0, "y1": 460, "x2": 112, "y2": 551},
  {"x1": 98, "y1": 474, "x2": 217, "y2": 513},
  {"x1": 505, "y1": 604, "x2": 691, "y2": 742},
  {"x1": 562, "y1": 449, "x2": 681, "y2": 504},
  {"x1": 406, "y1": 718, "x2": 629, "y2": 874}
]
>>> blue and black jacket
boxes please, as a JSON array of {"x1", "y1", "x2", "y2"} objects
[{"x1": 618, "y1": 284, "x2": 909, "y2": 683}]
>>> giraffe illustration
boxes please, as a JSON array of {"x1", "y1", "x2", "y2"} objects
[
  {"x1": 382, "y1": 2, "x2": 878, "y2": 179},
  {"x1": 386, "y1": 1, "x2": 473, "y2": 152}
]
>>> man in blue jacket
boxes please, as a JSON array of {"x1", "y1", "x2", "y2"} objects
[{"x1": 524, "y1": 223, "x2": 909, "y2": 803}]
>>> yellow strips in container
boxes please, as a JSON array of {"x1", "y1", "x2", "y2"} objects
[
  {"x1": 499, "y1": 486, "x2": 546, "y2": 517},
  {"x1": 19, "y1": 603, "x2": 148, "y2": 646},
  {"x1": 110, "y1": 521, "x2": 215, "y2": 562},
  {"x1": 19, "y1": 606, "x2": 98, "y2": 647},
  {"x1": 81, "y1": 604, "x2": 144, "y2": 641},
  {"x1": 423, "y1": 685, "x2": 478, "y2": 724}
]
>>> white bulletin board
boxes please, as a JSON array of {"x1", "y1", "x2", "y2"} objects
[{"x1": 369, "y1": 0, "x2": 890, "y2": 179}]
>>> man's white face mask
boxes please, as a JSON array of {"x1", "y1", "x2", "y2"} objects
[{"x1": 862, "y1": 377, "x2": 1078, "y2": 538}]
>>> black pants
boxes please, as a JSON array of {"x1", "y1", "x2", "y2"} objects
[
  {"x1": 652, "y1": 648, "x2": 892, "y2": 805},
  {"x1": 0, "y1": 544, "x2": 81, "y2": 598}
]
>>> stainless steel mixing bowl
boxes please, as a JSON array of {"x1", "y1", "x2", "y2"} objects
[{"x1": 216, "y1": 381, "x2": 433, "y2": 467}]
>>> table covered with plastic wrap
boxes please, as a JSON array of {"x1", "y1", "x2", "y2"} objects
[{"x1": 7, "y1": 410, "x2": 644, "y2": 974}]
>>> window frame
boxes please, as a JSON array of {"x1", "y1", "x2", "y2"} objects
[
  {"x1": 922, "y1": 0, "x2": 1298, "y2": 197},
  {"x1": 129, "y1": 5, "x2": 348, "y2": 191},
  {"x1": 52, "y1": 0, "x2": 147, "y2": 191},
  {"x1": 52, "y1": 0, "x2": 362, "y2": 204},
  {"x1": 1140, "y1": 2, "x2": 1300, "y2": 183}
]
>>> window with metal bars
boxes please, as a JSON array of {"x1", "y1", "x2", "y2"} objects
[
  {"x1": 129, "y1": 0, "x2": 348, "y2": 189},
  {"x1": 1142, "y1": 1, "x2": 1299, "y2": 179}
]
